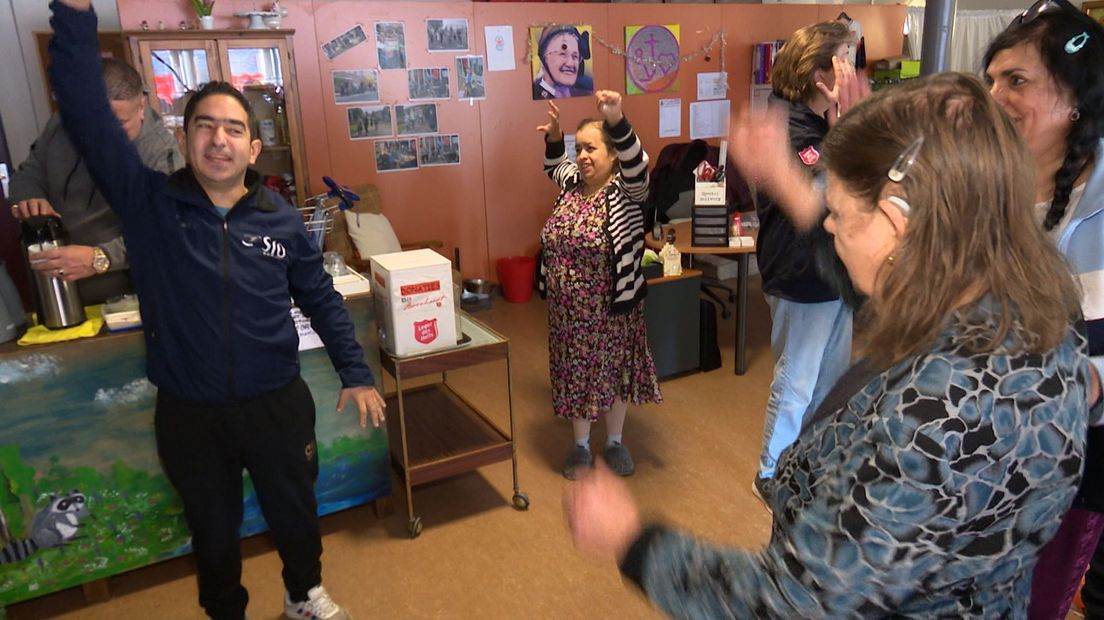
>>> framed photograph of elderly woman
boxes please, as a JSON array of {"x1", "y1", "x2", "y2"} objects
[
  {"x1": 426, "y1": 18, "x2": 468, "y2": 52},
  {"x1": 407, "y1": 67, "x2": 451, "y2": 100},
  {"x1": 374, "y1": 138, "x2": 418, "y2": 172},
  {"x1": 418, "y1": 134, "x2": 461, "y2": 167},
  {"x1": 1085, "y1": 1, "x2": 1104, "y2": 24},
  {"x1": 530, "y1": 24, "x2": 594, "y2": 100},
  {"x1": 347, "y1": 105, "x2": 392, "y2": 140},
  {"x1": 332, "y1": 69, "x2": 380, "y2": 104},
  {"x1": 395, "y1": 103, "x2": 439, "y2": 135},
  {"x1": 456, "y1": 55, "x2": 486, "y2": 100},
  {"x1": 376, "y1": 21, "x2": 407, "y2": 70}
]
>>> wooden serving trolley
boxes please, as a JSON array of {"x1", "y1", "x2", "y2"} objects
[{"x1": 378, "y1": 313, "x2": 528, "y2": 538}]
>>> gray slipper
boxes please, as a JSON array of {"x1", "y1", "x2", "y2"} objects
[
  {"x1": 563, "y1": 445, "x2": 594, "y2": 480},
  {"x1": 603, "y1": 443, "x2": 635, "y2": 477}
]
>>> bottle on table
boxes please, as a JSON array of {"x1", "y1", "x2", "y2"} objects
[{"x1": 660, "y1": 229, "x2": 682, "y2": 277}]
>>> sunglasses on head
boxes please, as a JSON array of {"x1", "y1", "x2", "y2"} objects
[{"x1": 1013, "y1": 0, "x2": 1078, "y2": 25}]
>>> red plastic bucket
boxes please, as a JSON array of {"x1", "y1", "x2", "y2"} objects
[{"x1": 496, "y1": 256, "x2": 536, "y2": 303}]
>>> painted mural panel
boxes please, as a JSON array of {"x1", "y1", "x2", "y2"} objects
[{"x1": 0, "y1": 298, "x2": 389, "y2": 606}]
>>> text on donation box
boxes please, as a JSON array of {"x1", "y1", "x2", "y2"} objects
[{"x1": 370, "y1": 249, "x2": 457, "y2": 355}]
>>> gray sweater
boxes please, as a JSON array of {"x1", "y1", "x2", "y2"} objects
[{"x1": 10, "y1": 106, "x2": 183, "y2": 304}]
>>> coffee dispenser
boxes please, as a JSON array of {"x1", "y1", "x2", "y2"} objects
[{"x1": 21, "y1": 215, "x2": 85, "y2": 329}]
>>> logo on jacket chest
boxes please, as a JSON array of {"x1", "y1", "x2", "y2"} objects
[
  {"x1": 798, "y1": 145, "x2": 820, "y2": 166},
  {"x1": 241, "y1": 233, "x2": 287, "y2": 260}
]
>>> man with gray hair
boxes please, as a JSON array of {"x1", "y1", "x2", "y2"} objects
[{"x1": 10, "y1": 57, "x2": 182, "y2": 304}]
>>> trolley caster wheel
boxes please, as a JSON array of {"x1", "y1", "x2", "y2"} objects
[
  {"x1": 512, "y1": 492, "x2": 530, "y2": 511},
  {"x1": 408, "y1": 516, "x2": 423, "y2": 539}
]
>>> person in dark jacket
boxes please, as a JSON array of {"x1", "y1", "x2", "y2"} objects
[
  {"x1": 10, "y1": 58, "x2": 183, "y2": 304},
  {"x1": 750, "y1": 21, "x2": 858, "y2": 507},
  {"x1": 49, "y1": 2, "x2": 384, "y2": 619}
]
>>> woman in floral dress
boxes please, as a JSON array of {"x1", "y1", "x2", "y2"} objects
[{"x1": 537, "y1": 90, "x2": 662, "y2": 480}]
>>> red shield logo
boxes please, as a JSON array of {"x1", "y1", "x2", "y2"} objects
[
  {"x1": 798, "y1": 145, "x2": 820, "y2": 166},
  {"x1": 413, "y1": 318, "x2": 439, "y2": 344}
]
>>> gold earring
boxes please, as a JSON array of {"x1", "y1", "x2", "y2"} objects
[{"x1": 886, "y1": 255, "x2": 895, "y2": 264}]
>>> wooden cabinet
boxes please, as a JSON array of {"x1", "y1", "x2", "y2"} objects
[{"x1": 125, "y1": 30, "x2": 308, "y2": 206}]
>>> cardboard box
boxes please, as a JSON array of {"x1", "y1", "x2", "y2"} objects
[{"x1": 369, "y1": 248, "x2": 457, "y2": 356}]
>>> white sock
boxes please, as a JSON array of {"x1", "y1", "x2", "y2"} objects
[
  {"x1": 575, "y1": 437, "x2": 590, "y2": 449},
  {"x1": 607, "y1": 434, "x2": 622, "y2": 447}
]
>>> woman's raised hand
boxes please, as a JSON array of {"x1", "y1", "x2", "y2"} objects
[
  {"x1": 816, "y1": 56, "x2": 870, "y2": 127},
  {"x1": 596, "y1": 90, "x2": 624, "y2": 126},
  {"x1": 537, "y1": 100, "x2": 563, "y2": 142}
]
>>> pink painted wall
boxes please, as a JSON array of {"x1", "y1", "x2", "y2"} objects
[{"x1": 114, "y1": 1, "x2": 906, "y2": 280}]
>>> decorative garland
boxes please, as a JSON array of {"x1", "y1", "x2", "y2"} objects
[{"x1": 525, "y1": 23, "x2": 728, "y2": 76}]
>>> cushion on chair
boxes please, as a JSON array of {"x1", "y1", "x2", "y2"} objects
[{"x1": 345, "y1": 211, "x2": 402, "y2": 260}]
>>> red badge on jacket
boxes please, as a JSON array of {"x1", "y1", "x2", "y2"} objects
[{"x1": 798, "y1": 145, "x2": 820, "y2": 166}]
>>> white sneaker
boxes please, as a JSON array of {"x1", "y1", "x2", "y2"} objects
[{"x1": 283, "y1": 585, "x2": 352, "y2": 620}]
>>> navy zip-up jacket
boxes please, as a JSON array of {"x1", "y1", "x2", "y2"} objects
[{"x1": 48, "y1": 1, "x2": 374, "y2": 402}]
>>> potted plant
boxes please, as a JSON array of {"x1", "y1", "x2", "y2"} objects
[{"x1": 191, "y1": 0, "x2": 215, "y2": 29}]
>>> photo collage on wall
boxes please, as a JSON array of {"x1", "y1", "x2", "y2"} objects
[{"x1": 325, "y1": 17, "x2": 476, "y2": 171}]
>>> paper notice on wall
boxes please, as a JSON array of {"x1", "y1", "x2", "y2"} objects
[
  {"x1": 689, "y1": 100, "x2": 730, "y2": 140},
  {"x1": 659, "y1": 99, "x2": 681, "y2": 138},
  {"x1": 484, "y1": 25, "x2": 516, "y2": 71},
  {"x1": 696, "y1": 72, "x2": 727, "y2": 100},
  {"x1": 291, "y1": 306, "x2": 324, "y2": 351}
]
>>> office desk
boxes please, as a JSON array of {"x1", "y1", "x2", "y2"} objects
[
  {"x1": 645, "y1": 269, "x2": 702, "y2": 378},
  {"x1": 646, "y1": 221, "x2": 757, "y2": 375}
]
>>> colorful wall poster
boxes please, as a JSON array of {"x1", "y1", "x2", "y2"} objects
[{"x1": 625, "y1": 25, "x2": 680, "y2": 95}]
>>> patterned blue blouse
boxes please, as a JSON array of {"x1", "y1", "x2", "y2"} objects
[{"x1": 621, "y1": 298, "x2": 1097, "y2": 618}]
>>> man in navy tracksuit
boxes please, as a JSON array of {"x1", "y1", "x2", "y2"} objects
[{"x1": 49, "y1": 2, "x2": 384, "y2": 618}]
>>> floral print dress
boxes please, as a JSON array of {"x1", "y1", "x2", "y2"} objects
[{"x1": 540, "y1": 188, "x2": 662, "y2": 420}]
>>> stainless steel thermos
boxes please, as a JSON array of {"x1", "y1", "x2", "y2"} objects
[{"x1": 21, "y1": 215, "x2": 85, "y2": 329}]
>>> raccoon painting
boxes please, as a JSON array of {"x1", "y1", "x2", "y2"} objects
[{"x1": 0, "y1": 490, "x2": 90, "y2": 564}]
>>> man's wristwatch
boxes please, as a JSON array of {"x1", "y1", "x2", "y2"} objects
[{"x1": 91, "y1": 246, "x2": 110, "y2": 274}]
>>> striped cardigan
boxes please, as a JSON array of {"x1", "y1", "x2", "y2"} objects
[{"x1": 538, "y1": 117, "x2": 651, "y2": 314}]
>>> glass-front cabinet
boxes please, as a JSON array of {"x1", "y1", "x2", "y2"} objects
[{"x1": 126, "y1": 30, "x2": 307, "y2": 206}]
